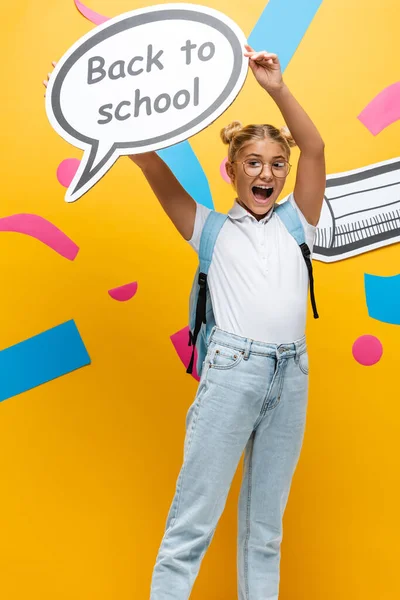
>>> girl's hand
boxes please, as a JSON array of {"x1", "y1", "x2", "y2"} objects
[
  {"x1": 244, "y1": 45, "x2": 283, "y2": 93},
  {"x1": 42, "y1": 61, "x2": 57, "y2": 96}
]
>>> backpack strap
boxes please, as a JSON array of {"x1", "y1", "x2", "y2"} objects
[
  {"x1": 187, "y1": 211, "x2": 228, "y2": 374},
  {"x1": 275, "y1": 201, "x2": 319, "y2": 319},
  {"x1": 198, "y1": 212, "x2": 229, "y2": 272}
]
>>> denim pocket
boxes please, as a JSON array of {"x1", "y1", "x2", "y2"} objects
[
  {"x1": 298, "y1": 351, "x2": 309, "y2": 375},
  {"x1": 209, "y1": 344, "x2": 244, "y2": 371}
]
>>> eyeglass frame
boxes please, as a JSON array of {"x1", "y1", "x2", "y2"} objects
[{"x1": 232, "y1": 158, "x2": 292, "y2": 178}]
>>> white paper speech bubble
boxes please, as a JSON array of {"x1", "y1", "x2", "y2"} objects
[{"x1": 46, "y1": 3, "x2": 248, "y2": 202}]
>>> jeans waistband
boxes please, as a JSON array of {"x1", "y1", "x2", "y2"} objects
[{"x1": 208, "y1": 327, "x2": 307, "y2": 360}]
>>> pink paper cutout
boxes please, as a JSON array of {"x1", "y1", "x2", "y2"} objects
[
  {"x1": 57, "y1": 158, "x2": 81, "y2": 188},
  {"x1": 220, "y1": 157, "x2": 231, "y2": 183},
  {"x1": 0, "y1": 214, "x2": 79, "y2": 261},
  {"x1": 74, "y1": 0, "x2": 109, "y2": 25},
  {"x1": 358, "y1": 82, "x2": 400, "y2": 135},
  {"x1": 170, "y1": 326, "x2": 200, "y2": 381},
  {"x1": 352, "y1": 335, "x2": 383, "y2": 366},
  {"x1": 108, "y1": 282, "x2": 138, "y2": 302}
]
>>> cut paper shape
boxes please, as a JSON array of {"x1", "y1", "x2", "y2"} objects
[
  {"x1": 57, "y1": 158, "x2": 81, "y2": 187},
  {"x1": 314, "y1": 157, "x2": 400, "y2": 262},
  {"x1": 364, "y1": 273, "x2": 400, "y2": 325},
  {"x1": 248, "y1": 0, "x2": 324, "y2": 72},
  {"x1": 352, "y1": 335, "x2": 383, "y2": 366},
  {"x1": 108, "y1": 281, "x2": 138, "y2": 302},
  {"x1": 0, "y1": 320, "x2": 91, "y2": 402},
  {"x1": 46, "y1": 4, "x2": 248, "y2": 202},
  {"x1": 0, "y1": 214, "x2": 79, "y2": 261},
  {"x1": 170, "y1": 327, "x2": 199, "y2": 381},
  {"x1": 74, "y1": 0, "x2": 109, "y2": 25},
  {"x1": 358, "y1": 82, "x2": 400, "y2": 135},
  {"x1": 220, "y1": 157, "x2": 231, "y2": 183},
  {"x1": 158, "y1": 143, "x2": 213, "y2": 209}
]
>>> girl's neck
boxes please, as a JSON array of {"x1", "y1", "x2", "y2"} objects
[{"x1": 236, "y1": 199, "x2": 274, "y2": 221}]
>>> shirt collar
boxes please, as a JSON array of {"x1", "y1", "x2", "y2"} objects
[{"x1": 228, "y1": 200, "x2": 275, "y2": 224}]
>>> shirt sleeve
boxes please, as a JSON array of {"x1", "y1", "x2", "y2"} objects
[
  {"x1": 188, "y1": 203, "x2": 212, "y2": 254},
  {"x1": 288, "y1": 193, "x2": 316, "y2": 251}
]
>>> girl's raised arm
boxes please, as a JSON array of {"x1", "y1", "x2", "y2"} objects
[
  {"x1": 128, "y1": 152, "x2": 196, "y2": 240},
  {"x1": 245, "y1": 45, "x2": 325, "y2": 226}
]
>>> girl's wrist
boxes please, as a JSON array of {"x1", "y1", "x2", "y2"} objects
[{"x1": 266, "y1": 81, "x2": 289, "y2": 101}]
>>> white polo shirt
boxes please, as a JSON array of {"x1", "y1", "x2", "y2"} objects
[{"x1": 188, "y1": 194, "x2": 316, "y2": 344}]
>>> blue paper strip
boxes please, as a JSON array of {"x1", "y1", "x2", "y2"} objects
[
  {"x1": 157, "y1": 141, "x2": 214, "y2": 209},
  {"x1": 248, "y1": 0, "x2": 324, "y2": 72},
  {"x1": 365, "y1": 274, "x2": 400, "y2": 325},
  {"x1": 0, "y1": 320, "x2": 91, "y2": 402}
]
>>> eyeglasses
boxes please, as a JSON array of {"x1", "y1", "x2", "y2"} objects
[{"x1": 236, "y1": 158, "x2": 291, "y2": 178}]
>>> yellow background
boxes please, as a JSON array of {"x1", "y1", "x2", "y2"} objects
[{"x1": 1, "y1": 1, "x2": 399, "y2": 598}]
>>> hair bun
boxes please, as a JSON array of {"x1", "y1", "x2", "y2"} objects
[
  {"x1": 280, "y1": 126, "x2": 297, "y2": 148},
  {"x1": 220, "y1": 121, "x2": 243, "y2": 145}
]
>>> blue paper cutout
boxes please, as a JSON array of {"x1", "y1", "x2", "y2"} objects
[
  {"x1": 0, "y1": 320, "x2": 91, "y2": 402},
  {"x1": 248, "y1": 0, "x2": 324, "y2": 71},
  {"x1": 365, "y1": 273, "x2": 400, "y2": 325},
  {"x1": 157, "y1": 142, "x2": 214, "y2": 210}
]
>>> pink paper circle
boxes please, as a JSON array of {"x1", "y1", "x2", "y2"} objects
[
  {"x1": 57, "y1": 158, "x2": 81, "y2": 188},
  {"x1": 220, "y1": 157, "x2": 231, "y2": 183},
  {"x1": 108, "y1": 282, "x2": 138, "y2": 302},
  {"x1": 352, "y1": 335, "x2": 383, "y2": 366}
]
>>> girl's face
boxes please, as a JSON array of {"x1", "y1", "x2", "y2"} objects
[{"x1": 226, "y1": 138, "x2": 288, "y2": 219}]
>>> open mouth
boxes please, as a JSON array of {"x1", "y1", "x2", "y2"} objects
[{"x1": 252, "y1": 185, "x2": 274, "y2": 203}]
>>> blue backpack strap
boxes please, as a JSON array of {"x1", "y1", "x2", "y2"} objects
[
  {"x1": 187, "y1": 211, "x2": 228, "y2": 374},
  {"x1": 276, "y1": 201, "x2": 319, "y2": 319},
  {"x1": 199, "y1": 211, "x2": 229, "y2": 274},
  {"x1": 275, "y1": 201, "x2": 305, "y2": 245}
]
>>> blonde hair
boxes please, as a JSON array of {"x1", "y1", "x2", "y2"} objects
[{"x1": 220, "y1": 121, "x2": 296, "y2": 163}]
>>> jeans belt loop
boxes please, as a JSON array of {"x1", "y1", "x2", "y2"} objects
[{"x1": 243, "y1": 339, "x2": 252, "y2": 360}]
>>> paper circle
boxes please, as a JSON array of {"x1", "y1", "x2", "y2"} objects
[
  {"x1": 57, "y1": 158, "x2": 81, "y2": 187},
  {"x1": 108, "y1": 282, "x2": 138, "y2": 302},
  {"x1": 352, "y1": 335, "x2": 383, "y2": 366}
]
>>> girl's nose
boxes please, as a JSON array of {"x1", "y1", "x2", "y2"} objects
[{"x1": 260, "y1": 163, "x2": 273, "y2": 178}]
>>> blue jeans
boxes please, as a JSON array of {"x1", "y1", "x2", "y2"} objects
[{"x1": 151, "y1": 327, "x2": 309, "y2": 600}]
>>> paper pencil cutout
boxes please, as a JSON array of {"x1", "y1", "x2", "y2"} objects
[{"x1": 314, "y1": 157, "x2": 400, "y2": 262}]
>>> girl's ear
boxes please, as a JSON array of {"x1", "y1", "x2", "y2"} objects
[{"x1": 225, "y1": 161, "x2": 235, "y2": 184}]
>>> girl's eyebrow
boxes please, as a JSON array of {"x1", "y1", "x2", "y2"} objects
[{"x1": 244, "y1": 153, "x2": 286, "y2": 159}]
